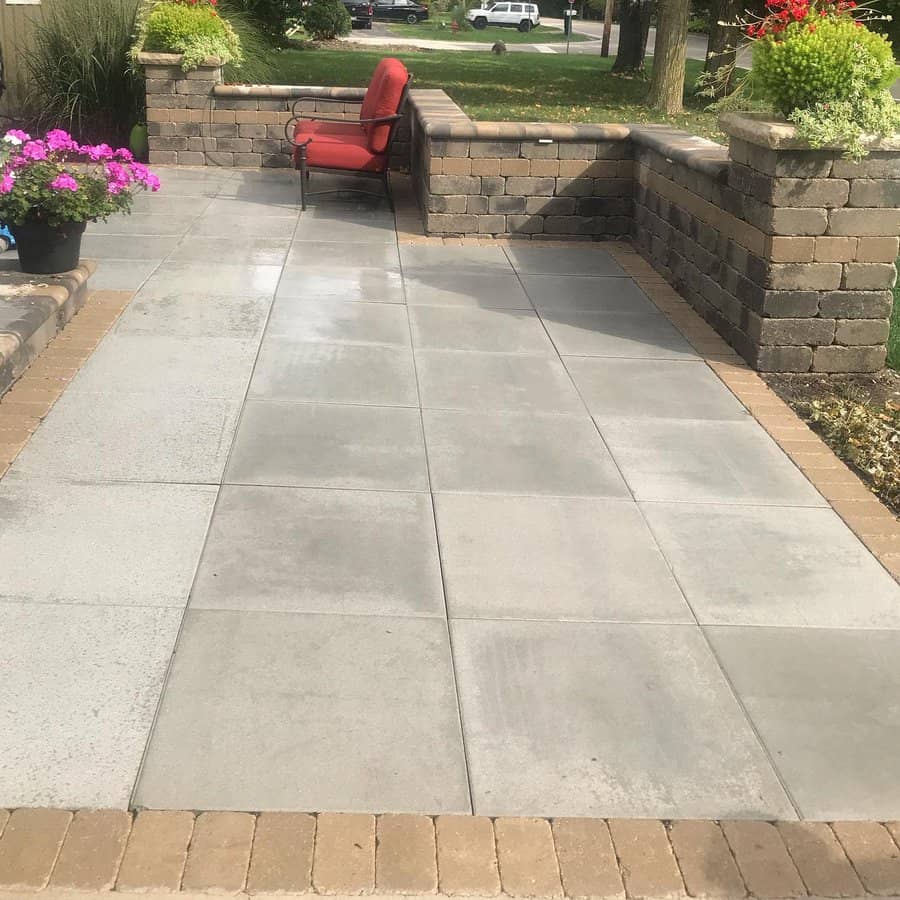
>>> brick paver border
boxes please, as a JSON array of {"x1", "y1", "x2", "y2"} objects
[
  {"x1": 2, "y1": 810, "x2": 900, "y2": 897},
  {"x1": 0, "y1": 289, "x2": 132, "y2": 481}
]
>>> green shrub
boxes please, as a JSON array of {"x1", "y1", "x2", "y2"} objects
[
  {"x1": 227, "y1": 0, "x2": 303, "y2": 42},
  {"x1": 753, "y1": 16, "x2": 895, "y2": 114},
  {"x1": 21, "y1": 0, "x2": 144, "y2": 146},
  {"x1": 300, "y1": 0, "x2": 352, "y2": 40},
  {"x1": 141, "y1": 1, "x2": 243, "y2": 70}
]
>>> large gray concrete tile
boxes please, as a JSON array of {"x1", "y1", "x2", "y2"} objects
[
  {"x1": 293, "y1": 213, "x2": 397, "y2": 245},
  {"x1": 435, "y1": 495, "x2": 691, "y2": 622},
  {"x1": 226, "y1": 400, "x2": 428, "y2": 490},
  {"x1": 191, "y1": 486, "x2": 443, "y2": 617},
  {"x1": 409, "y1": 307, "x2": 555, "y2": 355},
  {"x1": 249, "y1": 339, "x2": 417, "y2": 406},
  {"x1": 89, "y1": 213, "x2": 197, "y2": 236},
  {"x1": 0, "y1": 477, "x2": 216, "y2": 608},
  {"x1": 217, "y1": 178, "x2": 301, "y2": 204},
  {"x1": 643, "y1": 503, "x2": 900, "y2": 627},
  {"x1": 276, "y1": 268, "x2": 405, "y2": 304},
  {"x1": 12, "y1": 391, "x2": 239, "y2": 484},
  {"x1": 131, "y1": 195, "x2": 215, "y2": 216},
  {"x1": 141, "y1": 261, "x2": 282, "y2": 297},
  {"x1": 187, "y1": 214, "x2": 297, "y2": 239},
  {"x1": 204, "y1": 197, "x2": 299, "y2": 217},
  {"x1": 541, "y1": 311, "x2": 698, "y2": 359},
  {"x1": 400, "y1": 244, "x2": 513, "y2": 272},
  {"x1": 452, "y1": 619, "x2": 794, "y2": 819},
  {"x1": 265, "y1": 298, "x2": 410, "y2": 345},
  {"x1": 71, "y1": 334, "x2": 258, "y2": 400},
  {"x1": 168, "y1": 237, "x2": 291, "y2": 266},
  {"x1": 286, "y1": 240, "x2": 401, "y2": 271},
  {"x1": 567, "y1": 358, "x2": 749, "y2": 420},
  {"x1": 522, "y1": 275, "x2": 658, "y2": 314},
  {"x1": 423, "y1": 410, "x2": 629, "y2": 498},
  {"x1": 416, "y1": 350, "x2": 584, "y2": 414},
  {"x1": 115, "y1": 290, "x2": 273, "y2": 340},
  {"x1": 707, "y1": 626, "x2": 900, "y2": 820},
  {"x1": 504, "y1": 245, "x2": 627, "y2": 276},
  {"x1": 403, "y1": 270, "x2": 533, "y2": 310},
  {"x1": 88, "y1": 259, "x2": 159, "y2": 292},
  {"x1": 135, "y1": 610, "x2": 470, "y2": 812},
  {"x1": 599, "y1": 418, "x2": 827, "y2": 506},
  {"x1": 0, "y1": 602, "x2": 181, "y2": 807},
  {"x1": 80, "y1": 234, "x2": 181, "y2": 261}
]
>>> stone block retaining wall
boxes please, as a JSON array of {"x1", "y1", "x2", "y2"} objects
[
  {"x1": 139, "y1": 54, "x2": 411, "y2": 170},
  {"x1": 137, "y1": 54, "x2": 899, "y2": 372},
  {"x1": 633, "y1": 115, "x2": 899, "y2": 372},
  {"x1": 409, "y1": 91, "x2": 633, "y2": 239}
]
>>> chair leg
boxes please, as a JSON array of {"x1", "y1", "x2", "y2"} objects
[
  {"x1": 383, "y1": 170, "x2": 394, "y2": 213},
  {"x1": 297, "y1": 144, "x2": 309, "y2": 212}
]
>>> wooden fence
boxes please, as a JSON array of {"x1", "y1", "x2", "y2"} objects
[{"x1": 0, "y1": 0, "x2": 50, "y2": 117}]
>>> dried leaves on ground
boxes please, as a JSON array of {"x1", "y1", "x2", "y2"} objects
[{"x1": 767, "y1": 372, "x2": 900, "y2": 514}]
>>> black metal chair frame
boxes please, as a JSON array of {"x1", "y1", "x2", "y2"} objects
[{"x1": 284, "y1": 77, "x2": 411, "y2": 212}]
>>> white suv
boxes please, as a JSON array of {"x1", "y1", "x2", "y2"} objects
[{"x1": 467, "y1": 2, "x2": 540, "y2": 31}]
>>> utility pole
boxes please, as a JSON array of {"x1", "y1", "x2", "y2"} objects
[{"x1": 601, "y1": 0, "x2": 614, "y2": 56}]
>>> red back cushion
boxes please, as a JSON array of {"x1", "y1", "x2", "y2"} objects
[{"x1": 360, "y1": 58, "x2": 409, "y2": 154}]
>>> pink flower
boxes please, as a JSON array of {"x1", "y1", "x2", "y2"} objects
[
  {"x1": 2, "y1": 129, "x2": 31, "y2": 146},
  {"x1": 82, "y1": 143, "x2": 114, "y2": 161},
  {"x1": 0, "y1": 174, "x2": 14, "y2": 194},
  {"x1": 130, "y1": 162, "x2": 161, "y2": 192},
  {"x1": 114, "y1": 148, "x2": 134, "y2": 162},
  {"x1": 49, "y1": 173, "x2": 79, "y2": 192},
  {"x1": 45, "y1": 129, "x2": 79, "y2": 152},
  {"x1": 20, "y1": 140, "x2": 48, "y2": 161}
]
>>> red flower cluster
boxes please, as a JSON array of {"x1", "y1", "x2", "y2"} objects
[{"x1": 745, "y1": 0, "x2": 857, "y2": 37}]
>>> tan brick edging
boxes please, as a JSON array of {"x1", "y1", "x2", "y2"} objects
[
  {"x1": 3, "y1": 809, "x2": 900, "y2": 898},
  {"x1": 0, "y1": 289, "x2": 132, "y2": 479},
  {"x1": 602, "y1": 242, "x2": 900, "y2": 582}
]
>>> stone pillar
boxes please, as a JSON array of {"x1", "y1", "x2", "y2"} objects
[
  {"x1": 721, "y1": 113, "x2": 900, "y2": 373},
  {"x1": 137, "y1": 52, "x2": 223, "y2": 166}
]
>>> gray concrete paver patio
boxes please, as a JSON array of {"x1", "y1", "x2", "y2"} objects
[{"x1": 2, "y1": 168, "x2": 900, "y2": 820}]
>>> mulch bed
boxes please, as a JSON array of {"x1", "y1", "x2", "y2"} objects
[{"x1": 765, "y1": 370, "x2": 900, "y2": 516}]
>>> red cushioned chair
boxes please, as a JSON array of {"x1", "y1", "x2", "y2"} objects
[{"x1": 285, "y1": 58, "x2": 411, "y2": 211}]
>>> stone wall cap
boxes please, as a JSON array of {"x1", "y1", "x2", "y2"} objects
[
  {"x1": 720, "y1": 110, "x2": 900, "y2": 151},
  {"x1": 137, "y1": 51, "x2": 222, "y2": 67},
  {"x1": 213, "y1": 84, "x2": 366, "y2": 99},
  {"x1": 631, "y1": 124, "x2": 728, "y2": 178}
]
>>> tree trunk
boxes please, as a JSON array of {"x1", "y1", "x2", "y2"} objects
[
  {"x1": 601, "y1": 0, "x2": 614, "y2": 56},
  {"x1": 611, "y1": 0, "x2": 652, "y2": 73},
  {"x1": 647, "y1": 0, "x2": 690, "y2": 113},
  {"x1": 703, "y1": 0, "x2": 742, "y2": 97}
]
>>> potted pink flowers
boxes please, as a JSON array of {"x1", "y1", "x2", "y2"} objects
[{"x1": 0, "y1": 128, "x2": 161, "y2": 274}]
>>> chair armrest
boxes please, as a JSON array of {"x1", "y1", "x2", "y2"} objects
[
  {"x1": 284, "y1": 112, "x2": 401, "y2": 145},
  {"x1": 290, "y1": 96, "x2": 362, "y2": 118}
]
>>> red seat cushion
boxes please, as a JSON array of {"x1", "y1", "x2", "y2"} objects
[
  {"x1": 294, "y1": 120, "x2": 365, "y2": 139},
  {"x1": 359, "y1": 58, "x2": 408, "y2": 154},
  {"x1": 293, "y1": 124, "x2": 386, "y2": 173}
]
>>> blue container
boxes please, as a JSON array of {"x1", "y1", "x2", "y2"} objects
[{"x1": 0, "y1": 222, "x2": 15, "y2": 252}]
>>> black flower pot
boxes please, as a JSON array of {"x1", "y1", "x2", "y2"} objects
[{"x1": 10, "y1": 220, "x2": 86, "y2": 275}]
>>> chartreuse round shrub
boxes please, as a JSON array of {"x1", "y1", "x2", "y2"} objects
[
  {"x1": 301, "y1": 0, "x2": 351, "y2": 40},
  {"x1": 753, "y1": 17, "x2": 896, "y2": 114},
  {"x1": 141, "y1": 1, "x2": 243, "y2": 70}
]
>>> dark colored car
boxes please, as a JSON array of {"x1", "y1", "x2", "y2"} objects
[
  {"x1": 343, "y1": 0, "x2": 375, "y2": 28},
  {"x1": 373, "y1": 0, "x2": 429, "y2": 24}
]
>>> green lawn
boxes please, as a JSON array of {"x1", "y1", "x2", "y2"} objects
[
  {"x1": 889, "y1": 267, "x2": 900, "y2": 370},
  {"x1": 262, "y1": 46, "x2": 723, "y2": 140},
  {"x1": 385, "y1": 20, "x2": 591, "y2": 42}
]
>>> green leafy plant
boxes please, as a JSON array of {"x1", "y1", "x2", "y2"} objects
[
  {"x1": 20, "y1": 0, "x2": 144, "y2": 146},
  {"x1": 752, "y1": 15, "x2": 896, "y2": 113},
  {"x1": 139, "y1": 0, "x2": 244, "y2": 70},
  {"x1": 300, "y1": 0, "x2": 352, "y2": 40},
  {"x1": 0, "y1": 128, "x2": 160, "y2": 227},
  {"x1": 449, "y1": 1, "x2": 474, "y2": 30}
]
